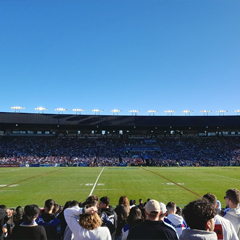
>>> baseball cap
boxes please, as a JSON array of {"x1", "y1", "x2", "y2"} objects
[
  {"x1": 159, "y1": 202, "x2": 167, "y2": 214},
  {"x1": 145, "y1": 200, "x2": 161, "y2": 214}
]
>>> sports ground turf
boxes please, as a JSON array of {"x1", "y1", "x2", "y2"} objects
[{"x1": 0, "y1": 166, "x2": 239, "y2": 208}]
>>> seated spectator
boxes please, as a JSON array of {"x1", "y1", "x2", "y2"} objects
[
  {"x1": 64, "y1": 195, "x2": 111, "y2": 240},
  {"x1": 10, "y1": 204, "x2": 47, "y2": 240},
  {"x1": 36, "y1": 199, "x2": 61, "y2": 240},
  {"x1": 180, "y1": 199, "x2": 218, "y2": 240}
]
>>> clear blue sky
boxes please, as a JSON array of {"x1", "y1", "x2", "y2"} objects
[{"x1": 1, "y1": 0, "x2": 239, "y2": 116}]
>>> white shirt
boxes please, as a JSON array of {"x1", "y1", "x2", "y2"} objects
[{"x1": 64, "y1": 206, "x2": 111, "y2": 240}]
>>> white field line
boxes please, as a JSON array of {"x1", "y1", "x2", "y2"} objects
[
  {"x1": 212, "y1": 174, "x2": 240, "y2": 182},
  {"x1": 89, "y1": 167, "x2": 105, "y2": 196}
]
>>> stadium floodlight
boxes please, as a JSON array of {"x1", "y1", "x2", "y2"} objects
[
  {"x1": 35, "y1": 107, "x2": 48, "y2": 113},
  {"x1": 11, "y1": 106, "x2": 25, "y2": 112},
  {"x1": 233, "y1": 110, "x2": 240, "y2": 115},
  {"x1": 55, "y1": 108, "x2": 68, "y2": 114},
  {"x1": 146, "y1": 110, "x2": 158, "y2": 116},
  {"x1": 216, "y1": 110, "x2": 228, "y2": 115},
  {"x1": 200, "y1": 110, "x2": 212, "y2": 116},
  {"x1": 73, "y1": 109, "x2": 85, "y2": 114},
  {"x1": 128, "y1": 110, "x2": 140, "y2": 115},
  {"x1": 182, "y1": 110, "x2": 194, "y2": 115},
  {"x1": 110, "y1": 109, "x2": 122, "y2": 115},
  {"x1": 164, "y1": 110, "x2": 176, "y2": 116},
  {"x1": 92, "y1": 109, "x2": 104, "y2": 115}
]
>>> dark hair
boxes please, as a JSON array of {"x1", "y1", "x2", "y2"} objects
[
  {"x1": 116, "y1": 204, "x2": 128, "y2": 221},
  {"x1": 127, "y1": 207, "x2": 143, "y2": 228},
  {"x1": 166, "y1": 202, "x2": 176, "y2": 212},
  {"x1": 100, "y1": 196, "x2": 110, "y2": 206},
  {"x1": 45, "y1": 199, "x2": 55, "y2": 211},
  {"x1": 0, "y1": 205, "x2": 7, "y2": 210},
  {"x1": 83, "y1": 195, "x2": 98, "y2": 208},
  {"x1": 23, "y1": 205, "x2": 40, "y2": 224},
  {"x1": 225, "y1": 189, "x2": 240, "y2": 205},
  {"x1": 203, "y1": 193, "x2": 217, "y2": 206},
  {"x1": 70, "y1": 200, "x2": 79, "y2": 207},
  {"x1": 176, "y1": 206, "x2": 182, "y2": 216},
  {"x1": 183, "y1": 199, "x2": 217, "y2": 230}
]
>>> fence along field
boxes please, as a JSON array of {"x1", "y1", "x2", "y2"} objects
[{"x1": 0, "y1": 166, "x2": 239, "y2": 208}]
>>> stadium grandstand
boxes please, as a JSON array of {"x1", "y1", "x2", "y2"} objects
[{"x1": 0, "y1": 112, "x2": 240, "y2": 167}]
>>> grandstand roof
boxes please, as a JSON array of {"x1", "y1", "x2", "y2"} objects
[{"x1": 0, "y1": 112, "x2": 240, "y2": 134}]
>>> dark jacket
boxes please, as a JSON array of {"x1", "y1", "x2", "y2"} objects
[
  {"x1": 99, "y1": 206, "x2": 118, "y2": 240},
  {"x1": 36, "y1": 211, "x2": 61, "y2": 240},
  {"x1": 127, "y1": 220, "x2": 179, "y2": 240},
  {"x1": 10, "y1": 225, "x2": 47, "y2": 240}
]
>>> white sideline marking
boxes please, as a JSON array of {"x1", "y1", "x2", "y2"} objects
[
  {"x1": 97, "y1": 183, "x2": 105, "y2": 186},
  {"x1": 0, "y1": 185, "x2": 7, "y2": 187},
  {"x1": 86, "y1": 183, "x2": 93, "y2": 186},
  {"x1": 89, "y1": 168, "x2": 105, "y2": 196},
  {"x1": 9, "y1": 184, "x2": 19, "y2": 187}
]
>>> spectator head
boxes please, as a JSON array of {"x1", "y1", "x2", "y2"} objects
[
  {"x1": 159, "y1": 202, "x2": 167, "y2": 219},
  {"x1": 84, "y1": 195, "x2": 99, "y2": 208},
  {"x1": 99, "y1": 196, "x2": 110, "y2": 209},
  {"x1": 176, "y1": 206, "x2": 182, "y2": 216},
  {"x1": 118, "y1": 196, "x2": 130, "y2": 214},
  {"x1": 166, "y1": 201, "x2": 177, "y2": 215},
  {"x1": 144, "y1": 200, "x2": 161, "y2": 220},
  {"x1": 139, "y1": 199, "x2": 143, "y2": 204},
  {"x1": 224, "y1": 189, "x2": 240, "y2": 207},
  {"x1": 117, "y1": 204, "x2": 128, "y2": 221},
  {"x1": 13, "y1": 206, "x2": 23, "y2": 226},
  {"x1": 203, "y1": 193, "x2": 217, "y2": 207},
  {"x1": 23, "y1": 205, "x2": 40, "y2": 224},
  {"x1": 70, "y1": 200, "x2": 79, "y2": 207},
  {"x1": 127, "y1": 207, "x2": 143, "y2": 227},
  {"x1": 44, "y1": 199, "x2": 55, "y2": 213},
  {"x1": 79, "y1": 195, "x2": 102, "y2": 230},
  {"x1": 183, "y1": 199, "x2": 217, "y2": 231}
]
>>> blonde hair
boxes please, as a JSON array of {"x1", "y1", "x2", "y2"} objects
[{"x1": 79, "y1": 213, "x2": 102, "y2": 230}]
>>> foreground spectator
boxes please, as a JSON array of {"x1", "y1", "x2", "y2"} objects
[
  {"x1": 64, "y1": 195, "x2": 111, "y2": 240},
  {"x1": 164, "y1": 201, "x2": 187, "y2": 237},
  {"x1": 98, "y1": 196, "x2": 117, "y2": 240},
  {"x1": 122, "y1": 206, "x2": 144, "y2": 240},
  {"x1": 203, "y1": 193, "x2": 238, "y2": 240},
  {"x1": 127, "y1": 199, "x2": 178, "y2": 240},
  {"x1": 10, "y1": 205, "x2": 47, "y2": 240},
  {"x1": 180, "y1": 199, "x2": 217, "y2": 240},
  {"x1": 36, "y1": 199, "x2": 61, "y2": 239},
  {"x1": 223, "y1": 189, "x2": 240, "y2": 239}
]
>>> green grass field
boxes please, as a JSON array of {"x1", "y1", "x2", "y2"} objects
[{"x1": 0, "y1": 167, "x2": 239, "y2": 208}]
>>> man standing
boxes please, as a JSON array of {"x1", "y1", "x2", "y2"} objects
[
  {"x1": 98, "y1": 196, "x2": 117, "y2": 240},
  {"x1": 164, "y1": 201, "x2": 187, "y2": 237},
  {"x1": 223, "y1": 189, "x2": 240, "y2": 239},
  {"x1": 203, "y1": 193, "x2": 238, "y2": 240},
  {"x1": 180, "y1": 199, "x2": 218, "y2": 240},
  {"x1": 127, "y1": 199, "x2": 178, "y2": 240}
]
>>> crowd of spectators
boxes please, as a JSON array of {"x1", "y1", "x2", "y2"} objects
[
  {"x1": 1, "y1": 188, "x2": 240, "y2": 240},
  {"x1": 0, "y1": 136, "x2": 240, "y2": 167}
]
